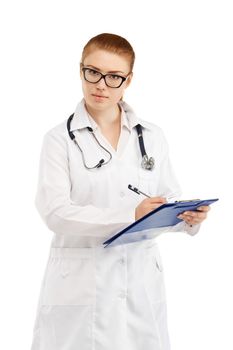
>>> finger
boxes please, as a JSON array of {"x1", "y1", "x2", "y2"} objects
[
  {"x1": 197, "y1": 205, "x2": 211, "y2": 212},
  {"x1": 181, "y1": 212, "x2": 207, "y2": 224},
  {"x1": 186, "y1": 218, "x2": 197, "y2": 225},
  {"x1": 183, "y1": 211, "x2": 207, "y2": 219},
  {"x1": 182, "y1": 216, "x2": 195, "y2": 225},
  {"x1": 188, "y1": 217, "x2": 203, "y2": 224},
  {"x1": 179, "y1": 211, "x2": 207, "y2": 221},
  {"x1": 150, "y1": 203, "x2": 164, "y2": 211},
  {"x1": 178, "y1": 214, "x2": 200, "y2": 225},
  {"x1": 150, "y1": 197, "x2": 167, "y2": 204}
]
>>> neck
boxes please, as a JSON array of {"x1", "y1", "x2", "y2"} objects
[{"x1": 84, "y1": 102, "x2": 121, "y2": 129}]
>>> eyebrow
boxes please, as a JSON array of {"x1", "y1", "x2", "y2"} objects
[{"x1": 85, "y1": 65, "x2": 125, "y2": 74}]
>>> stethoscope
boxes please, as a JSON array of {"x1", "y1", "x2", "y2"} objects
[{"x1": 67, "y1": 113, "x2": 155, "y2": 170}]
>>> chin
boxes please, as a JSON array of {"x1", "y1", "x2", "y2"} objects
[{"x1": 86, "y1": 96, "x2": 111, "y2": 110}]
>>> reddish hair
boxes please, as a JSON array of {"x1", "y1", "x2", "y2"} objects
[{"x1": 80, "y1": 33, "x2": 135, "y2": 72}]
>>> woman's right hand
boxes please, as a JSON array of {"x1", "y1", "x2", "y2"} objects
[{"x1": 135, "y1": 197, "x2": 167, "y2": 221}]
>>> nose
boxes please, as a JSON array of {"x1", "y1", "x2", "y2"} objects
[{"x1": 95, "y1": 76, "x2": 107, "y2": 89}]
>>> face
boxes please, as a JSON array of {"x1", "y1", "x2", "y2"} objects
[{"x1": 80, "y1": 49, "x2": 133, "y2": 111}]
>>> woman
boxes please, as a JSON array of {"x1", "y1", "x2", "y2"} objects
[{"x1": 31, "y1": 33, "x2": 210, "y2": 350}]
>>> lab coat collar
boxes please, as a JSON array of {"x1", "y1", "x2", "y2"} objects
[
  {"x1": 70, "y1": 98, "x2": 150, "y2": 132},
  {"x1": 118, "y1": 100, "x2": 151, "y2": 131},
  {"x1": 71, "y1": 99, "x2": 95, "y2": 131}
]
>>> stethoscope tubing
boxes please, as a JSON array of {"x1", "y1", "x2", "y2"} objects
[{"x1": 67, "y1": 113, "x2": 154, "y2": 170}]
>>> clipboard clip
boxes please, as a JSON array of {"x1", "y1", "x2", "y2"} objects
[{"x1": 175, "y1": 199, "x2": 200, "y2": 203}]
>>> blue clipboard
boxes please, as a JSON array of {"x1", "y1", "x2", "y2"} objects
[{"x1": 103, "y1": 198, "x2": 219, "y2": 247}]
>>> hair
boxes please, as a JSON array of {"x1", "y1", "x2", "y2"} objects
[{"x1": 80, "y1": 33, "x2": 135, "y2": 72}]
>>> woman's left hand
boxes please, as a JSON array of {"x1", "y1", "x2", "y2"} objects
[{"x1": 177, "y1": 206, "x2": 210, "y2": 226}]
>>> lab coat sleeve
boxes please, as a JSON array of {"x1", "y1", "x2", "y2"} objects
[
  {"x1": 35, "y1": 130, "x2": 135, "y2": 238},
  {"x1": 156, "y1": 129, "x2": 200, "y2": 236}
]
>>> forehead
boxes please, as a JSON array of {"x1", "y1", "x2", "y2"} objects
[{"x1": 83, "y1": 49, "x2": 130, "y2": 74}]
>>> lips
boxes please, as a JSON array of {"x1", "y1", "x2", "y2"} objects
[{"x1": 92, "y1": 94, "x2": 108, "y2": 98}]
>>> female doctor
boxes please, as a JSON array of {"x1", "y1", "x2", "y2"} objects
[{"x1": 31, "y1": 33, "x2": 210, "y2": 350}]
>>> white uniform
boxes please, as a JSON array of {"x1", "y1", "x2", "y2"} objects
[{"x1": 30, "y1": 98, "x2": 199, "y2": 350}]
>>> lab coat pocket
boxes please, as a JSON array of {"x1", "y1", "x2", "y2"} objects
[
  {"x1": 144, "y1": 245, "x2": 166, "y2": 303},
  {"x1": 154, "y1": 249, "x2": 163, "y2": 272},
  {"x1": 42, "y1": 249, "x2": 95, "y2": 306},
  {"x1": 138, "y1": 168, "x2": 159, "y2": 197},
  {"x1": 150, "y1": 244, "x2": 164, "y2": 274}
]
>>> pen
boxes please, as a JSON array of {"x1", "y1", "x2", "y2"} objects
[
  {"x1": 128, "y1": 184, "x2": 151, "y2": 198},
  {"x1": 128, "y1": 184, "x2": 200, "y2": 203}
]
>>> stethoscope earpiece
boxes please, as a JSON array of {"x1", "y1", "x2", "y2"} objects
[
  {"x1": 97, "y1": 159, "x2": 105, "y2": 168},
  {"x1": 67, "y1": 114, "x2": 155, "y2": 170}
]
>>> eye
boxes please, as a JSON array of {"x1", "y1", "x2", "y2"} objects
[
  {"x1": 108, "y1": 74, "x2": 122, "y2": 80},
  {"x1": 87, "y1": 69, "x2": 100, "y2": 76}
]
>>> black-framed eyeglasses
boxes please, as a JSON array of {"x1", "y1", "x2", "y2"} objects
[{"x1": 81, "y1": 66, "x2": 131, "y2": 88}]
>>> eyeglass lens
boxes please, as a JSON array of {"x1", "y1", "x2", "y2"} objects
[{"x1": 83, "y1": 68, "x2": 125, "y2": 88}]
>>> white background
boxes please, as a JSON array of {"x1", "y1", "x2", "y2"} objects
[{"x1": 1, "y1": 0, "x2": 232, "y2": 349}]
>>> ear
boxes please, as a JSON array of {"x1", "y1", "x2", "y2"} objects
[
  {"x1": 125, "y1": 72, "x2": 133, "y2": 88},
  {"x1": 79, "y1": 62, "x2": 83, "y2": 79}
]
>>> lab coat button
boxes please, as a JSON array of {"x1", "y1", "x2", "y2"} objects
[
  {"x1": 118, "y1": 291, "x2": 127, "y2": 299},
  {"x1": 119, "y1": 258, "x2": 125, "y2": 265},
  {"x1": 120, "y1": 191, "x2": 125, "y2": 197}
]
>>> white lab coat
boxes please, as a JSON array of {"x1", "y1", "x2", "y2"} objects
[{"x1": 30, "y1": 98, "x2": 199, "y2": 350}]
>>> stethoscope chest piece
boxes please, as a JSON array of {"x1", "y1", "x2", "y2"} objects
[{"x1": 141, "y1": 155, "x2": 155, "y2": 170}]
